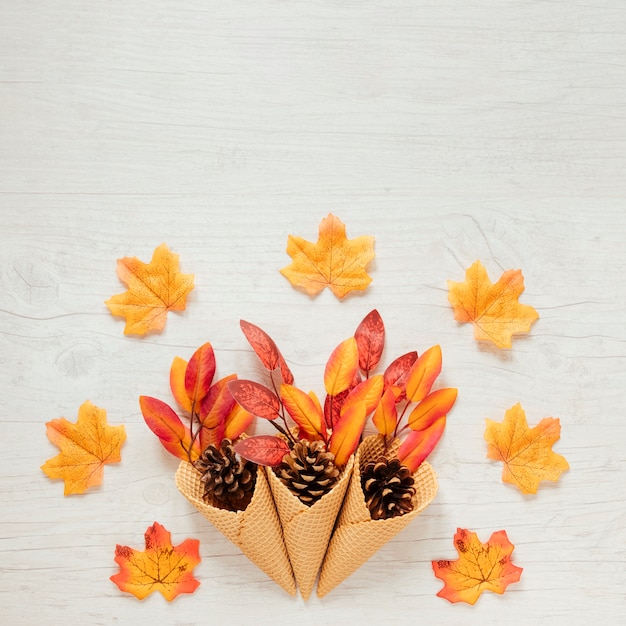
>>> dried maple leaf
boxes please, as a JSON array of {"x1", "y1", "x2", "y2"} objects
[
  {"x1": 105, "y1": 243, "x2": 194, "y2": 335},
  {"x1": 110, "y1": 522, "x2": 200, "y2": 601},
  {"x1": 280, "y1": 213, "x2": 375, "y2": 299},
  {"x1": 484, "y1": 403, "x2": 569, "y2": 494},
  {"x1": 447, "y1": 260, "x2": 538, "y2": 348},
  {"x1": 41, "y1": 401, "x2": 126, "y2": 495},
  {"x1": 432, "y1": 528, "x2": 523, "y2": 605}
]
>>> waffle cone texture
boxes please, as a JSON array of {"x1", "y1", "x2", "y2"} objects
[
  {"x1": 317, "y1": 435, "x2": 438, "y2": 598},
  {"x1": 175, "y1": 460, "x2": 296, "y2": 595},
  {"x1": 265, "y1": 455, "x2": 354, "y2": 600}
]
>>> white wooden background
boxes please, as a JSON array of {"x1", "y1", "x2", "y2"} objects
[{"x1": 1, "y1": 2, "x2": 625, "y2": 624}]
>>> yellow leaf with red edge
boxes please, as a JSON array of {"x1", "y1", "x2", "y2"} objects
[
  {"x1": 324, "y1": 336, "x2": 359, "y2": 396},
  {"x1": 110, "y1": 522, "x2": 200, "y2": 601},
  {"x1": 105, "y1": 243, "x2": 194, "y2": 335},
  {"x1": 407, "y1": 388, "x2": 457, "y2": 430},
  {"x1": 224, "y1": 402, "x2": 254, "y2": 441},
  {"x1": 372, "y1": 386, "x2": 400, "y2": 436},
  {"x1": 405, "y1": 345, "x2": 442, "y2": 403},
  {"x1": 484, "y1": 403, "x2": 569, "y2": 494},
  {"x1": 432, "y1": 528, "x2": 523, "y2": 605},
  {"x1": 340, "y1": 374, "x2": 384, "y2": 417},
  {"x1": 41, "y1": 401, "x2": 126, "y2": 495},
  {"x1": 280, "y1": 384, "x2": 325, "y2": 441},
  {"x1": 448, "y1": 260, "x2": 538, "y2": 348},
  {"x1": 170, "y1": 356, "x2": 191, "y2": 413},
  {"x1": 398, "y1": 415, "x2": 446, "y2": 472},
  {"x1": 329, "y1": 401, "x2": 367, "y2": 466},
  {"x1": 280, "y1": 213, "x2": 375, "y2": 299}
]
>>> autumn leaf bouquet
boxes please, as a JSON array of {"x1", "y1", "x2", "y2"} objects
[{"x1": 139, "y1": 343, "x2": 296, "y2": 595}]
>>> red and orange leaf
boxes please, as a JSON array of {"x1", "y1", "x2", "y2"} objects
[
  {"x1": 341, "y1": 374, "x2": 384, "y2": 417},
  {"x1": 198, "y1": 375, "x2": 236, "y2": 449},
  {"x1": 105, "y1": 243, "x2": 194, "y2": 335},
  {"x1": 397, "y1": 415, "x2": 446, "y2": 472},
  {"x1": 240, "y1": 320, "x2": 294, "y2": 384},
  {"x1": 448, "y1": 260, "x2": 539, "y2": 348},
  {"x1": 484, "y1": 403, "x2": 569, "y2": 494},
  {"x1": 139, "y1": 396, "x2": 200, "y2": 462},
  {"x1": 227, "y1": 379, "x2": 281, "y2": 420},
  {"x1": 234, "y1": 435, "x2": 290, "y2": 467},
  {"x1": 224, "y1": 403, "x2": 254, "y2": 442},
  {"x1": 41, "y1": 401, "x2": 126, "y2": 495},
  {"x1": 324, "y1": 371, "x2": 361, "y2": 430},
  {"x1": 329, "y1": 401, "x2": 368, "y2": 466},
  {"x1": 354, "y1": 309, "x2": 385, "y2": 373},
  {"x1": 110, "y1": 522, "x2": 200, "y2": 601},
  {"x1": 405, "y1": 345, "x2": 442, "y2": 403},
  {"x1": 324, "y1": 336, "x2": 359, "y2": 396},
  {"x1": 170, "y1": 356, "x2": 191, "y2": 413},
  {"x1": 407, "y1": 388, "x2": 457, "y2": 431},
  {"x1": 280, "y1": 213, "x2": 375, "y2": 299},
  {"x1": 383, "y1": 351, "x2": 418, "y2": 401},
  {"x1": 372, "y1": 386, "x2": 399, "y2": 437},
  {"x1": 432, "y1": 528, "x2": 523, "y2": 605},
  {"x1": 184, "y1": 342, "x2": 216, "y2": 406},
  {"x1": 280, "y1": 384, "x2": 325, "y2": 441}
]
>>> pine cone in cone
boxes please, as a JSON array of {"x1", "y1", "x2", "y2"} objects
[
  {"x1": 195, "y1": 438, "x2": 257, "y2": 511},
  {"x1": 276, "y1": 439, "x2": 340, "y2": 506},
  {"x1": 361, "y1": 457, "x2": 416, "y2": 520}
]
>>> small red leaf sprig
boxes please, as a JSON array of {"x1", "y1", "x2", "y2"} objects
[{"x1": 139, "y1": 342, "x2": 254, "y2": 464}]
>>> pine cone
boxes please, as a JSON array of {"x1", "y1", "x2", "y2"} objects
[
  {"x1": 195, "y1": 438, "x2": 257, "y2": 511},
  {"x1": 361, "y1": 457, "x2": 416, "y2": 520},
  {"x1": 276, "y1": 439, "x2": 339, "y2": 506}
]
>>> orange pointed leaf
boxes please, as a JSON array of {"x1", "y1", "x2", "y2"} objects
[
  {"x1": 280, "y1": 384, "x2": 325, "y2": 441},
  {"x1": 224, "y1": 402, "x2": 254, "y2": 442},
  {"x1": 105, "y1": 243, "x2": 194, "y2": 335},
  {"x1": 354, "y1": 309, "x2": 385, "y2": 373},
  {"x1": 484, "y1": 403, "x2": 569, "y2": 494},
  {"x1": 341, "y1": 374, "x2": 384, "y2": 417},
  {"x1": 324, "y1": 336, "x2": 359, "y2": 396},
  {"x1": 184, "y1": 342, "x2": 216, "y2": 405},
  {"x1": 407, "y1": 388, "x2": 457, "y2": 430},
  {"x1": 41, "y1": 401, "x2": 126, "y2": 495},
  {"x1": 448, "y1": 260, "x2": 538, "y2": 348},
  {"x1": 110, "y1": 522, "x2": 200, "y2": 601},
  {"x1": 397, "y1": 415, "x2": 446, "y2": 472},
  {"x1": 372, "y1": 386, "x2": 399, "y2": 436},
  {"x1": 432, "y1": 528, "x2": 523, "y2": 605},
  {"x1": 280, "y1": 213, "x2": 375, "y2": 299},
  {"x1": 405, "y1": 345, "x2": 442, "y2": 403},
  {"x1": 328, "y1": 401, "x2": 368, "y2": 466},
  {"x1": 170, "y1": 356, "x2": 191, "y2": 413}
]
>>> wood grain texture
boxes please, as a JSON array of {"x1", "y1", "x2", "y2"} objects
[{"x1": 1, "y1": 1, "x2": 625, "y2": 624}]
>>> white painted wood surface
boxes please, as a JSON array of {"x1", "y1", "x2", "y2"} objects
[{"x1": 1, "y1": 2, "x2": 625, "y2": 624}]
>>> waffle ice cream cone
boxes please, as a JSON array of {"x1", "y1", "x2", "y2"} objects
[
  {"x1": 265, "y1": 455, "x2": 354, "y2": 600},
  {"x1": 317, "y1": 435, "x2": 438, "y2": 598},
  {"x1": 175, "y1": 460, "x2": 296, "y2": 595}
]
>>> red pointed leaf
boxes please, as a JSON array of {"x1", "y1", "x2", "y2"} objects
[
  {"x1": 170, "y1": 356, "x2": 191, "y2": 413},
  {"x1": 405, "y1": 345, "x2": 442, "y2": 403},
  {"x1": 398, "y1": 415, "x2": 446, "y2": 472},
  {"x1": 139, "y1": 396, "x2": 199, "y2": 461},
  {"x1": 383, "y1": 351, "x2": 418, "y2": 400},
  {"x1": 324, "y1": 336, "x2": 359, "y2": 396},
  {"x1": 280, "y1": 384, "x2": 325, "y2": 441},
  {"x1": 240, "y1": 319, "x2": 294, "y2": 384},
  {"x1": 408, "y1": 388, "x2": 458, "y2": 431},
  {"x1": 198, "y1": 375, "x2": 236, "y2": 449},
  {"x1": 184, "y1": 343, "x2": 216, "y2": 405},
  {"x1": 354, "y1": 309, "x2": 385, "y2": 373},
  {"x1": 329, "y1": 401, "x2": 368, "y2": 466},
  {"x1": 234, "y1": 435, "x2": 290, "y2": 467},
  {"x1": 341, "y1": 374, "x2": 384, "y2": 417},
  {"x1": 227, "y1": 379, "x2": 280, "y2": 420},
  {"x1": 372, "y1": 386, "x2": 400, "y2": 436}
]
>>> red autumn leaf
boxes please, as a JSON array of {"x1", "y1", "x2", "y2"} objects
[
  {"x1": 407, "y1": 388, "x2": 458, "y2": 430},
  {"x1": 184, "y1": 342, "x2": 216, "y2": 406},
  {"x1": 397, "y1": 415, "x2": 446, "y2": 472},
  {"x1": 110, "y1": 522, "x2": 201, "y2": 601},
  {"x1": 328, "y1": 401, "x2": 368, "y2": 466},
  {"x1": 240, "y1": 320, "x2": 294, "y2": 384},
  {"x1": 372, "y1": 386, "x2": 400, "y2": 437},
  {"x1": 280, "y1": 384, "x2": 325, "y2": 441},
  {"x1": 170, "y1": 356, "x2": 192, "y2": 413},
  {"x1": 139, "y1": 396, "x2": 200, "y2": 462},
  {"x1": 432, "y1": 528, "x2": 523, "y2": 605},
  {"x1": 405, "y1": 345, "x2": 442, "y2": 403},
  {"x1": 234, "y1": 435, "x2": 291, "y2": 467},
  {"x1": 324, "y1": 336, "x2": 359, "y2": 396},
  {"x1": 354, "y1": 309, "x2": 385, "y2": 373},
  {"x1": 228, "y1": 379, "x2": 281, "y2": 420},
  {"x1": 383, "y1": 351, "x2": 418, "y2": 401},
  {"x1": 323, "y1": 370, "x2": 361, "y2": 430}
]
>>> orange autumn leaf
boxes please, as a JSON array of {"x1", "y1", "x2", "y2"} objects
[
  {"x1": 484, "y1": 403, "x2": 569, "y2": 494},
  {"x1": 105, "y1": 243, "x2": 194, "y2": 335},
  {"x1": 110, "y1": 522, "x2": 200, "y2": 601},
  {"x1": 41, "y1": 401, "x2": 126, "y2": 495},
  {"x1": 280, "y1": 213, "x2": 375, "y2": 299},
  {"x1": 433, "y1": 528, "x2": 523, "y2": 605},
  {"x1": 447, "y1": 260, "x2": 538, "y2": 348}
]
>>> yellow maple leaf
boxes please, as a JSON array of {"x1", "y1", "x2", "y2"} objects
[
  {"x1": 280, "y1": 214, "x2": 375, "y2": 299},
  {"x1": 447, "y1": 260, "x2": 538, "y2": 348},
  {"x1": 484, "y1": 403, "x2": 569, "y2": 494},
  {"x1": 105, "y1": 243, "x2": 194, "y2": 335},
  {"x1": 41, "y1": 401, "x2": 126, "y2": 495}
]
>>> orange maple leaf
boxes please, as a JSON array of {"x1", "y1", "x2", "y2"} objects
[
  {"x1": 280, "y1": 213, "x2": 375, "y2": 299},
  {"x1": 110, "y1": 522, "x2": 200, "y2": 601},
  {"x1": 105, "y1": 243, "x2": 194, "y2": 335},
  {"x1": 484, "y1": 403, "x2": 569, "y2": 494},
  {"x1": 432, "y1": 528, "x2": 523, "y2": 605},
  {"x1": 41, "y1": 401, "x2": 126, "y2": 495},
  {"x1": 447, "y1": 260, "x2": 538, "y2": 348}
]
